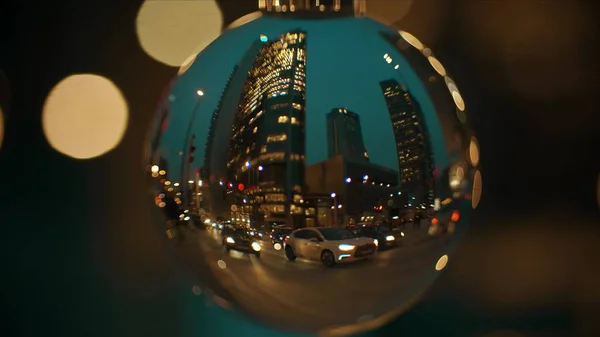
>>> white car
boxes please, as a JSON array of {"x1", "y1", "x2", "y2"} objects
[{"x1": 284, "y1": 227, "x2": 378, "y2": 267}]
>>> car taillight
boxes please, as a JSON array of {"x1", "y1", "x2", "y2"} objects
[
  {"x1": 451, "y1": 211, "x2": 460, "y2": 222},
  {"x1": 284, "y1": 236, "x2": 289, "y2": 242}
]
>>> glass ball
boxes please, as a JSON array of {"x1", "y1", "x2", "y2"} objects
[{"x1": 145, "y1": 9, "x2": 479, "y2": 337}]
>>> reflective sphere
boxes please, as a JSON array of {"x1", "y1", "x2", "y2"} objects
[{"x1": 145, "y1": 12, "x2": 478, "y2": 337}]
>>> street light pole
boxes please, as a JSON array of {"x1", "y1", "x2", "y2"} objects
[
  {"x1": 331, "y1": 192, "x2": 337, "y2": 226},
  {"x1": 180, "y1": 89, "x2": 204, "y2": 206}
]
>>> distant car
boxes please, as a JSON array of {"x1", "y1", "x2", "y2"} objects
[
  {"x1": 352, "y1": 225, "x2": 402, "y2": 250},
  {"x1": 284, "y1": 227, "x2": 377, "y2": 267},
  {"x1": 222, "y1": 228, "x2": 262, "y2": 257},
  {"x1": 271, "y1": 227, "x2": 293, "y2": 250}
]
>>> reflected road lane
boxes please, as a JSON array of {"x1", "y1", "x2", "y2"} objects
[{"x1": 175, "y1": 225, "x2": 456, "y2": 332}]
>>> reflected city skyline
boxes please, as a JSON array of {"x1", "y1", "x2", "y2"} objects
[{"x1": 144, "y1": 13, "x2": 476, "y2": 336}]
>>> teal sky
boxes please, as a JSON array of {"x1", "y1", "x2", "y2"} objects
[{"x1": 158, "y1": 16, "x2": 448, "y2": 180}]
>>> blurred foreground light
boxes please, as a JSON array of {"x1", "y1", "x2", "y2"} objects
[
  {"x1": 42, "y1": 74, "x2": 128, "y2": 159},
  {"x1": 468, "y1": 137, "x2": 480, "y2": 167},
  {"x1": 435, "y1": 255, "x2": 448, "y2": 271},
  {"x1": 427, "y1": 56, "x2": 447, "y2": 77},
  {"x1": 136, "y1": 0, "x2": 223, "y2": 67},
  {"x1": 472, "y1": 170, "x2": 482, "y2": 209},
  {"x1": 227, "y1": 11, "x2": 263, "y2": 30},
  {"x1": 178, "y1": 53, "x2": 198, "y2": 76},
  {"x1": 366, "y1": 0, "x2": 413, "y2": 25},
  {"x1": 444, "y1": 77, "x2": 466, "y2": 111},
  {"x1": 399, "y1": 30, "x2": 424, "y2": 51}
]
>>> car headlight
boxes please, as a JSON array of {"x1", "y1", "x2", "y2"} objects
[
  {"x1": 386, "y1": 235, "x2": 395, "y2": 241},
  {"x1": 250, "y1": 231, "x2": 255, "y2": 236},
  {"x1": 226, "y1": 237, "x2": 235, "y2": 244},
  {"x1": 373, "y1": 239, "x2": 378, "y2": 247},
  {"x1": 338, "y1": 244, "x2": 355, "y2": 251},
  {"x1": 251, "y1": 242, "x2": 261, "y2": 252},
  {"x1": 400, "y1": 232, "x2": 405, "y2": 237}
]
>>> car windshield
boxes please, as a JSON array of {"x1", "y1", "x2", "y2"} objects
[{"x1": 318, "y1": 228, "x2": 355, "y2": 241}]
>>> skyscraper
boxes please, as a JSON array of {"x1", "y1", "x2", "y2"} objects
[
  {"x1": 226, "y1": 31, "x2": 307, "y2": 227},
  {"x1": 326, "y1": 108, "x2": 370, "y2": 162},
  {"x1": 380, "y1": 79, "x2": 434, "y2": 205},
  {"x1": 204, "y1": 39, "x2": 265, "y2": 184},
  {"x1": 203, "y1": 39, "x2": 266, "y2": 218}
]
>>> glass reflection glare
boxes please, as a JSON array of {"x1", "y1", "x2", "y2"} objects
[{"x1": 145, "y1": 12, "x2": 476, "y2": 337}]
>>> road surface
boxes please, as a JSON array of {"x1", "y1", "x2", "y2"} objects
[{"x1": 172, "y1": 224, "x2": 461, "y2": 334}]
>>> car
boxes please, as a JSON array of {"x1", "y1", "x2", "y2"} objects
[
  {"x1": 351, "y1": 225, "x2": 403, "y2": 250},
  {"x1": 271, "y1": 226, "x2": 293, "y2": 250},
  {"x1": 222, "y1": 228, "x2": 262, "y2": 257},
  {"x1": 284, "y1": 227, "x2": 377, "y2": 267}
]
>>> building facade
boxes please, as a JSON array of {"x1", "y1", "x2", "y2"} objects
[
  {"x1": 226, "y1": 31, "x2": 308, "y2": 227},
  {"x1": 380, "y1": 79, "x2": 435, "y2": 209},
  {"x1": 326, "y1": 108, "x2": 370, "y2": 162}
]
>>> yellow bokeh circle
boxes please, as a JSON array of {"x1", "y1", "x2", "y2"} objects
[{"x1": 42, "y1": 74, "x2": 129, "y2": 159}]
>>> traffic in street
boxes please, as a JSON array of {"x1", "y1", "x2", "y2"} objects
[{"x1": 172, "y1": 221, "x2": 460, "y2": 332}]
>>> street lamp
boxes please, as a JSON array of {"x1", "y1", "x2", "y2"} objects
[
  {"x1": 180, "y1": 88, "x2": 204, "y2": 207},
  {"x1": 331, "y1": 192, "x2": 337, "y2": 226}
]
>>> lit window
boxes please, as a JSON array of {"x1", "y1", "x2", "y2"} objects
[
  {"x1": 261, "y1": 145, "x2": 267, "y2": 153},
  {"x1": 278, "y1": 116, "x2": 289, "y2": 123},
  {"x1": 266, "y1": 134, "x2": 287, "y2": 142},
  {"x1": 253, "y1": 127, "x2": 258, "y2": 134},
  {"x1": 291, "y1": 117, "x2": 299, "y2": 124}
]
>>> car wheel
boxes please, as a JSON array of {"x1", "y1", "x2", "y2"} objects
[
  {"x1": 254, "y1": 252, "x2": 261, "y2": 258},
  {"x1": 225, "y1": 245, "x2": 230, "y2": 252},
  {"x1": 285, "y1": 245, "x2": 297, "y2": 261},
  {"x1": 321, "y1": 250, "x2": 336, "y2": 267}
]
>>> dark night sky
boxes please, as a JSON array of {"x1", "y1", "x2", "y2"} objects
[{"x1": 1, "y1": 1, "x2": 599, "y2": 337}]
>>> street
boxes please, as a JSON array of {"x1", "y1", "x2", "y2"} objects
[{"x1": 171, "y1": 223, "x2": 461, "y2": 334}]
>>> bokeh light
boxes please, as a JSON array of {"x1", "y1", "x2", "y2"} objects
[
  {"x1": 399, "y1": 30, "x2": 424, "y2": 51},
  {"x1": 435, "y1": 254, "x2": 448, "y2": 271},
  {"x1": 136, "y1": 0, "x2": 223, "y2": 67},
  {"x1": 178, "y1": 53, "x2": 198, "y2": 76},
  {"x1": 427, "y1": 56, "x2": 447, "y2": 77},
  {"x1": 366, "y1": 0, "x2": 413, "y2": 25},
  {"x1": 469, "y1": 136, "x2": 480, "y2": 167},
  {"x1": 42, "y1": 74, "x2": 129, "y2": 159},
  {"x1": 227, "y1": 11, "x2": 263, "y2": 30},
  {"x1": 444, "y1": 77, "x2": 466, "y2": 111},
  {"x1": 472, "y1": 170, "x2": 482, "y2": 209}
]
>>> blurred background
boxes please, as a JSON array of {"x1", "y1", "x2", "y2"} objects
[{"x1": 1, "y1": 0, "x2": 599, "y2": 336}]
